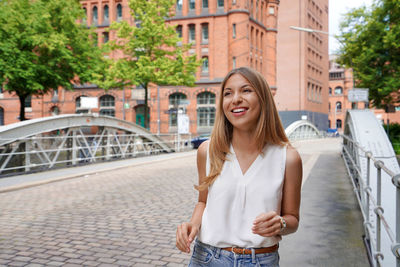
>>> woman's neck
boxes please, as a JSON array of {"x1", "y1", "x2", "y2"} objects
[{"x1": 231, "y1": 129, "x2": 259, "y2": 154}]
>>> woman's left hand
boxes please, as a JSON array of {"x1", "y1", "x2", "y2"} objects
[{"x1": 252, "y1": 211, "x2": 282, "y2": 237}]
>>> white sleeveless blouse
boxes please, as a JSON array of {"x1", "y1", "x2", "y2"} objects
[{"x1": 198, "y1": 143, "x2": 287, "y2": 248}]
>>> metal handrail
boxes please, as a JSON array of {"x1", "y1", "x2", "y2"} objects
[{"x1": 342, "y1": 134, "x2": 400, "y2": 267}]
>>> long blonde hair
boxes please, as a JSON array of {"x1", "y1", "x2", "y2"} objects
[{"x1": 195, "y1": 67, "x2": 289, "y2": 191}]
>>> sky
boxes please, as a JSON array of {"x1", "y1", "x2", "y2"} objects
[{"x1": 329, "y1": 0, "x2": 374, "y2": 54}]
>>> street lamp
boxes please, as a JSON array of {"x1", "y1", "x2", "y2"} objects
[{"x1": 289, "y1": 26, "x2": 330, "y2": 35}]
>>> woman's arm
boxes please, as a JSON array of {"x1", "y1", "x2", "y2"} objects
[
  {"x1": 280, "y1": 145, "x2": 303, "y2": 235},
  {"x1": 252, "y1": 145, "x2": 303, "y2": 237},
  {"x1": 176, "y1": 140, "x2": 209, "y2": 253}
]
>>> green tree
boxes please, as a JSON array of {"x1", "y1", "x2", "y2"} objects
[
  {"x1": 337, "y1": 0, "x2": 400, "y2": 108},
  {"x1": 96, "y1": 0, "x2": 201, "y2": 129},
  {"x1": 0, "y1": 0, "x2": 105, "y2": 121}
]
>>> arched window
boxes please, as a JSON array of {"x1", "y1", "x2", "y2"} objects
[
  {"x1": 100, "y1": 95, "x2": 115, "y2": 117},
  {"x1": 92, "y1": 6, "x2": 98, "y2": 26},
  {"x1": 188, "y1": 24, "x2": 195, "y2": 43},
  {"x1": 169, "y1": 93, "x2": 187, "y2": 127},
  {"x1": 328, "y1": 102, "x2": 331, "y2": 112},
  {"x1": 116, "y1": 4, "x2": 123, "y2": 21},
  {"x1": 176, "y1": 25, "x2": 182, "y2": 38},
  {"x1": 202, "y1": 23, "x2": 209, "y2": 43},
  {"x1": 197, "y1": 92, "x2": 215, "y2": 127},
  {"x1": 0, "y1": 107, "x2": 4, "y2": 126},
  {"x1": 103, "y1": 32, "x2": 109, "y2": 43},
  {"x1": 75, "y1": 95, "x2": 89, "y2": 114},
  {"x1": 51, "y1": 106, "x2": 60, "y2": 116},
  {"x1": 329, "y1": 87, "x2": 332, "y2": 95},
  {"x1": 334, "y1": 86, "x2": 343, "y2": 95},
  {"x1": 336, "y1": 119, "x2": 342, "y2": 129},
  {"x1": 202, "y1": 57, "x2": 209, "y2": 73},
  {"x1": 103, "y1": 5, "x2": 109, "y2": 24},
  {"x1": 336, "y1": 101, "x2": 342, "y2": 112}
]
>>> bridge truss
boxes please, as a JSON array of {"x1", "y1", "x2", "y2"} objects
[
  {"x1": 342, "y1": 109, "x2": 400, "y2": 267},
  {"x1": 0, "y1": 115, "x2": 190, "y2": 177}
]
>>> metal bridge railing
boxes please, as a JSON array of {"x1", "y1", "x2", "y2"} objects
[
  {"x1": 342, "y1": 134, "x2": 400, "y2": 267},
  {"x1": 0, "y1": 132, "x2": 192, "y2": 177}
]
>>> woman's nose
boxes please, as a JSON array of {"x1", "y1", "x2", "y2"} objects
[{"x1": 232, "y1": 92, "x2": 242, "y2": 104}]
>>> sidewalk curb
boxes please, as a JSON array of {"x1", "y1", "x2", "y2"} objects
[{"x1": 0, "y1": 151, "x2": 196, "y2": 194}]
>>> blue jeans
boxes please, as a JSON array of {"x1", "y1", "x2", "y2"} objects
[{"x1": 188, "y1": 240, "x2": 280, "y2": 267}]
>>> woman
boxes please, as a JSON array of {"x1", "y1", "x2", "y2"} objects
[{"x1": 176, "y1": 67, "x2": 302, "y2": 266}]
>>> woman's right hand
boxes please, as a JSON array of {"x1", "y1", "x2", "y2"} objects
[{"x1": 176, "y1": 222, "x2": 199, "y2": 253}]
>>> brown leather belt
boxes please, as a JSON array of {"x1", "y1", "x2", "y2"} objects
[{"x1": 222, "y1": 244, "x2": 278, "y2": 254}]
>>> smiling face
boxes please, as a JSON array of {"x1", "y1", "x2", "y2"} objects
[{"x1": 222, "y1": 73, "x2": 261, "y2": 132}]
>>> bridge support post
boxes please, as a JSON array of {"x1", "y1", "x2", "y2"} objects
[
  {"x1": 72, "y1": 129, "x2": 78, "y2": 165},
  {"x1": 393, "y1": 175, "x2": 400, "y2": 267},
  {"x1": 25, "y1": 140, "x2": 30, "y2": 172}
]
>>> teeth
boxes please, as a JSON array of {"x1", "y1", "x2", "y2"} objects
[{"x1": 232, "y1": 108, "x2": 246, "y2": 113}]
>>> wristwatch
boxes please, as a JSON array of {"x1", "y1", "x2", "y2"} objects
[{"x1": 279, "y1": 216, "x2": 287, "y2": 231}]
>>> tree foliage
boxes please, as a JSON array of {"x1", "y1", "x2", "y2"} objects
[
  {"x1": 95, "y1": 0, "x2": 201, "y2": 129},
  {"x1": 337, "y1": 0, "x2": 400, "y2": 108},
  {"x1": 0, "y1": 0, "x2": 105, "y2": 121}
]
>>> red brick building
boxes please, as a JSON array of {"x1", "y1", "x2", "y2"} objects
[
  {"x1": 0, "y1": 0, "x2": 280, "y2": 135},
  {"x1": 275, "y1": 0, "x2": 329, "y2": 130},
  {"x1": 329, "y1": 55, "x2": 400, "y2": 132}
]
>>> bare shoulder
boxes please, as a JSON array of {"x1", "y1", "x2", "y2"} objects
[
  {"x1": 286, "y1": 144, "x2": 302, "y2": 166},
  {"x1": 197, "y1": 140, "x2": 209, "y2": 165}
]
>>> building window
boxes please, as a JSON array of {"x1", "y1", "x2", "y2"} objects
[
  {"x1": 169, "y1": 93, "x2": 187, "y2": 127},
  {"x1": 334, "y1": 86, "x2": 343, "y2": 95},
  {"x1": 233, "y1": 23, "x2": 236, "y2": 38},
  {"x1": 76, "y1": 96, "x2": 89, "y2": 114},
  {"x1": 336, "y1": 101, "x2": 342, "y2": 112},
  {"x1": 329, "y1": 87, "x2": 332, "y2": 95},
  {"x1": 117, "y1": 4, "x2": 123, "y2": 21},
  {"x1": 218, "y1": 0, "x2": 224, "y2": 7},
  {"x1": 336, "y1": 119, "x2": 342, "y2": 129},
  {"x1": 233, "y1": 57, "x2": 236, "y2": 69},
  {"x1": 189, "y1": 0, "x2": 195, "y2": 10},
  {"x1": 82, "y1": 8, "x2": 87, "y2": 25},
  {"x1": 25, "y1": 95, "x2": 32, "y2": 108},
  {"x1": 197, "y1": 92, "x2": 215, "y2": 127},
  {"x1": 103, "y1": 5, "x2": 109, "y2": 24},
  {"x1": 103, "y1": 32, "x2": 109, "y2": 43},
  {"x1": 202, "y1": 24, "x2": 208, "y2": 43},
  {"x1": 177, "y1": 0, "x2": 183, "y2": 11},
  {"x1": 269, "y1": 6, "x2": 275, "y2": 14},
  {"x1": 188, "y1": 24, "x2": 195, "y2": 43},
  {"x1": 203, "y1": 0, "x2": 208, "y2": 8},
  {"x1": 0, "y1": 107, "x2": 4, "y2": 126},
  {"x1": 51, "y1": 106, "x2": 60, "y2": 116},
  {"x1": 92, "y1": 6, "x2": 98, "y2": 26},
  {"x1": 328, "y1": 102, "x2": 331, "y2": 112},
  {"x1": 100, "y1": 95, "x2": 115, "y2": 117},
  {"x1": 176, "y1": 25, "x2": 182, "y2": 38},
  {"x1": 202, "y1": 57, "x2": 209, "y2": 73}
]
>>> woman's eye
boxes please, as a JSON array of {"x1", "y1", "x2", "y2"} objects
[
  {"x1": 223, "y1": 91, "x2": 231, "y2": 97},
  {"x1": 243, "y1": 88, "x2": 252, "y2": 92}
]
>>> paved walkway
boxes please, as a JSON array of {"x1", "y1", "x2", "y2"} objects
[{"x1": 0, "y1": 138, "x2": 369, "y2": 266}]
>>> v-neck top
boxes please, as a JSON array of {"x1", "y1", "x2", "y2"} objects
[{"x1": 198, "y1": 143, "x2": 287, "y2": 248}]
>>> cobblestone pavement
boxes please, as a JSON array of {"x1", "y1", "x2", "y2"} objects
[
  {"x1": 0, "y1": 138, "x2": 369, "y2": 266},
  {"x1": 0, "y1": 155, "x2": 198, "y2": 266}
]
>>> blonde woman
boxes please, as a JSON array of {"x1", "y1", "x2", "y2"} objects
[{"x1": 176, "y1": 67, "x2": 302, "y2": 267}]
